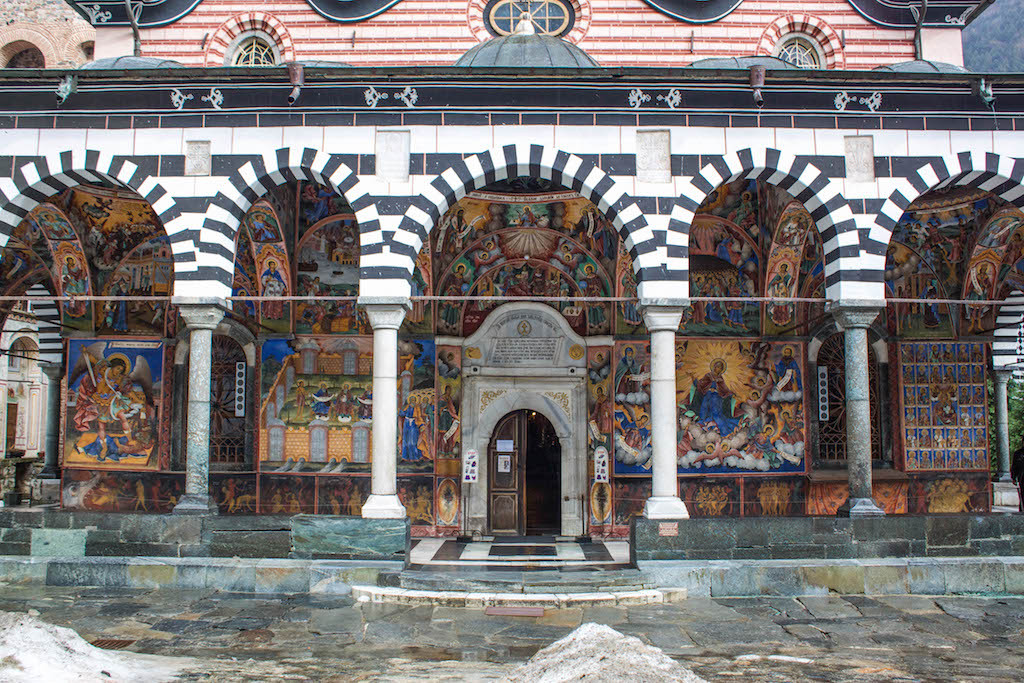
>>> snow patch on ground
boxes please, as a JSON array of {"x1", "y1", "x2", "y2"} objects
[
  {"x1": 0, "y1": 611, "x2": 185, "y2": 682},
  {"x1": 507, "y1": 622, "x2": 707, "y2": 683}
]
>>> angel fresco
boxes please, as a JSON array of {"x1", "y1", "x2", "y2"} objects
[{"x1": 64, "y1": 340, "x2": 164, "y2": 470}]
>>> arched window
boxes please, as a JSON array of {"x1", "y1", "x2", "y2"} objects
[
  {"x1": 485, "y1": 0, "x2": 575, "y2": 37},
  {"x1": 816, "y1": 333, "x2": 881, "y2": 462},
  {"x1": 776, "y1": 34, "x2": 822, "y2": 69},
  {"x1": 210, "y1": 336, "x2": 249, "y2": 468},
  {"x1": 5, "y1": 46, "x2": 44, "y2": 69},
  {"x1": 343, "y1": 350, "x2": 357, "y2": 375},
  {"x1": 230, "y1": 35, "x2": 278, "y2": 67}
]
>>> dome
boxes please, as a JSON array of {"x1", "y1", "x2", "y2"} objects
[
  {"x1": 687, "y1": 56, "x2": 804, "y2": 70},
  {"x1": 455, "y1": 34, "x2": 600, "y2": 68},
  {"x1": 873, "y1": 60, "x2": 969, "y2": 73},
  {"x1": 78, "y1": 56, "x2": 185, "y2": 70}
]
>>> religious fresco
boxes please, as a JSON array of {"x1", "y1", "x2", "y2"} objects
[
  {"x1": 61, "y1": 469, "x2": 183, "y2": 512},
  {"x1": 317, "y1": 475, "x2": 370, "y2": 515},
  {"x1": 213, "y1": 473, "x2": 258, "y2": 514},
  {"x1": 884, "y1": 188, "x2": 994, "y2": 338},
  {"x1": 898, "y1": 342, "x2": 989, "y2": 471},
  {"x1": 763, "y1": 202, "x2": 817, "y2": 336},
  {"x1": 436, "y1": 477, "x2": 460, "y2": 527},
  {"x1": 805, "y1": 480, "x2": 908, "y2": 515},
  {"x1": 908, "y1": 474, "x2": 990, "y2": 514},
  {"x1": 682, "y1": 217, "x2": 760, "y2": 336},
  {"x1": 676, "y1": 340, "x2": 806, "y2": 474},
  {"x1": 260, "y1": 337, "x2": 374, "y2": 472},
  {"x1": 590, "y1": 481, "x2": 612, "y2": 526},
  {"x1": 963, "y1": 207, "x2": 1024, "y2": 333},
  {"x1": 96, "y1": 236, "x2": 172, "y2": 336},
  {"x1": 260, "y1": 474, "x2": 315, "y2": 514},
  {"x1": 397, "y1": 339, "x2": 435, "y2": 472},
  {"x1": 616, "y1": 248, "x2": 645, "y2": 336},
  {"x1": 679, "y1": 478, "x2": 740, "y2": 517},
  {"x1": 64, "y1": 340, "x2": 165, "y2": 471},
  {"x1": 435, "y1": 345, "x2": 462, "y2": 459},
  {"x1": 743, "y1": 477, "x2": 805, "y2": 516},
  {"x1": 295, "y1": 215, "x2": 369, "y2": 335},
  {"x1": 588, "y1": 346, "x2": 614, "y2": 462},
  {"x1": 230, "y1": 226, "x2": 259, "y2": 325},
  {"x1": 433, "y1": 191, "x2": 616, "y2": 338},
  {"x1": 612, "y1": 477, "x2": 650, "y2": 528},
  {"x1": 398, "y1": 476, "x2": 435, "y2": 526},
  {"x1": 612, "y1": 342, "x2": 652, "y2": 474}
]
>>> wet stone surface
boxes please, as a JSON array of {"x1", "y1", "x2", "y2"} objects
[{"x1": 0, "y1": 586, "x2": 1023, "y2": 680}]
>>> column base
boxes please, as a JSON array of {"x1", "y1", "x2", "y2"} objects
[
  {"x1": 361, "y1": 494, "x2": 407, "y2": 519},
  {"x1": 993, "y1": 481, "x2": 1021, "y2": 509},
  {"x1": 173, "y1": 494, "x2": 219, "y2": 515},
  {"x1": 996, "y1": 473, "x2": 1014, "y2": 483},
  {"x1": 838, "y1": 497, "x2": 885, "y2": 518},
  {"x1": 38, "y1": 465, "x2": 60, "y2": 480},
  {"x1": 642, "y1": 496, "x2": 690, "y2": 520}
]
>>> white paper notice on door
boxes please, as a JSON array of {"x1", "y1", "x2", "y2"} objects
[
  {"x1": 497, "y1": 454, "x2": 512, "y2": 473},
  {"x1": 496, "y1": 439, "x2": 514, "y2": 452}
]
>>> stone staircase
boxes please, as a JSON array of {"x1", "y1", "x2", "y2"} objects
[{"x1": 351, "y1": 567, "x2": 686, "y2": 607}]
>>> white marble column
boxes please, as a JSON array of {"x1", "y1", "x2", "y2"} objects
[
  {"x1": 834, "y1": 304, "x2": 885, "y2": 517},
  {"x1": 39, "y1": 364, "x2": 62, "y2": 478},
  {"x1": 174, "y1": 303, "x2": 225, "y2": 515},
  {"x1": 361, "y1": 301, "x2": 410, "y2": 519},
  {"x1": 641, "y1": 305, "x2": 689, "y2": 520},
  {"x1": 993, "y1": 368, "x2": 1013, "y2": 482}
]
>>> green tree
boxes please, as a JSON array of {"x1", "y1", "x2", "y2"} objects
[{"x1": 988, "y1": 376, "x2": 1024, "y2": 477}]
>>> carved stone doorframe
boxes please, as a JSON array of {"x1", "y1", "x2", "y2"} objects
[{"x1": 462, "y1": 375, "x2": 587, "y2": 537}]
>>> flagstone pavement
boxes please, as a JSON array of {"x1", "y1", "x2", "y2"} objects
[{"x1": 2, "y1": 585, "x2": 1023, "y2": 681}]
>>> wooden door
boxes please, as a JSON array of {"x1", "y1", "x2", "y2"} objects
[{"x1": 488, "y1": 411, "x2": 526, "y2": 535}]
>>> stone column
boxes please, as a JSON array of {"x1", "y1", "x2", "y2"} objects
[
  {"x1": 834, "y1": 304, "x2": 885, "y2": 517},
  {"x1": 173, "y1": 303, "x2": 225, "y2": 515},
  {"x1": 361, "y1": 301, "x2": 410, "y2": 519},
  {"x1": 39, "y1": 363, "x2": 63, "y2": 478},
  {"x1": 993, "y1": 368, "x2": 1013, "y2": 482},
  {"x1": 641, "y1": 305, "x2": 689, "y2": 519}
]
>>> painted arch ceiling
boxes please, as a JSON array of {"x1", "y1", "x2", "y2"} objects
[{"x1": 68, "y1": 0, "x2": 985, "y2": 30}]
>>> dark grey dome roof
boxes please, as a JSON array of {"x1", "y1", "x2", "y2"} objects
[
  {"x1": 296, "y1": 60, "x2": 352, "y2": 68},
  {"x1": 688, "y1": 56, "x2": 804, "y2": 70},
  {"x1": 455, "y1": 34, "x2": 599, "y2": 68},
  {"x1": 79, "y1": 56, "x2": 185, "y2": 70},
  {"x1": 873, "y1": 60, "x2": 969, "y2": 73}
]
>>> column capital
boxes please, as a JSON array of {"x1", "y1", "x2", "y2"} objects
[
  {"x1": 640, "y1": 304, "x2": 685, "y2": 332},
  {"x1": 831, "y1": 301, "x2": 884, "y2": 330},
  {"x1": 362, "y1": 300, "x2": 410, "y2": 331},
  {"x1": 40, "y1": 363, "x2": 63, "y2": 380},
  {"x1": 992, "y1": 367, "x2": 1014, "y2": 384},
  {"x1": 178, "y1": 304, "x2": 225, "y2": 331}
]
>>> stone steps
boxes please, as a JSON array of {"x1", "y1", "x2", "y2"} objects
[
  {"x1": 352, "y1": 584, "x2": 686, "y2": 607},
  {"x1": 392, "y1": 568, "x2": 652, "y2": 594}
]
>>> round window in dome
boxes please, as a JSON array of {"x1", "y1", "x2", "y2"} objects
[
  {"x1": 231, "y1": 36, "x2": 278, "y2": 67},
  {"x1": 485, "y1": 0, "x2": 575, "y2": 37},
  {"x1": 776, "y1": 35, "x2": 822, "y2": 69}
]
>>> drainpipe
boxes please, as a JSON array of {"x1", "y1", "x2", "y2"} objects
[
  {"x1": 125, "y1": 0, "x2": 142, "y2": 57},
  {"x1": 913, "y1": 0, "x2": 928, "y2": 60}
]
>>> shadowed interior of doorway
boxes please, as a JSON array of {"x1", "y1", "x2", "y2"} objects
[{"x1": 489, "y1": 409, "x2": 562, "y2": 535}]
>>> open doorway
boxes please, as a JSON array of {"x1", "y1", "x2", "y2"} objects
[{"x1": 488, "y1": 409, "x2": 561, "y2": 535}]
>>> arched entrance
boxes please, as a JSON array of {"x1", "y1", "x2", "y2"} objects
[{"x1": 488, "y1": 409, "x2": 562, "y2": 535}]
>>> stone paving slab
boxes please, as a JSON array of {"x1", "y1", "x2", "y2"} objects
[{"x1": 2, "y1": 586, "x2": 1024, "y2": 681}]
